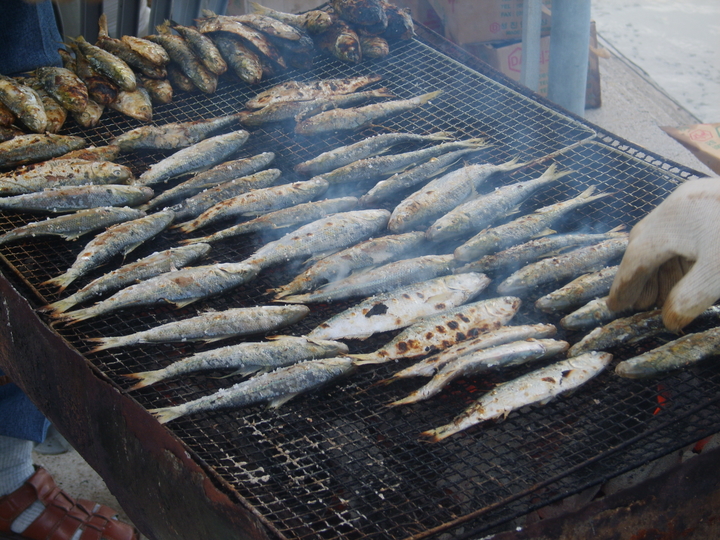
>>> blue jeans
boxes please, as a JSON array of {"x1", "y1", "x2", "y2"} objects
[
  {"x1": 0, "y1": 370, "x2": 49, "y2": 443},
  {"x1": 0, "y1": 0, "x2": 62, "y2": 75}
]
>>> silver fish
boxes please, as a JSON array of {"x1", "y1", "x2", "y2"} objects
[
  {"x1": 388, "y1": 159, "x2": 524, "y2": 233},
  {"x1": 280, "y1": 254, "x2": 457, "y2": 304},
  {"x1": 307, "y1": 273, "x2": 491, "y2": 341},
  {"x1": 535, "y1": 265, "x2": 619, "y2": 313},
  {"x1": 170, "y1": 22, "x2": 228, "y2": 76},
  {"x1": 421, "y1": 351, "x2": 612, "y2": 442},
  {"x1": 35, "y1": 66, "x2": 89, "y2": 114},
  {"x1": 43, "y1": 209, "x2": 175, "y2": 291},
  {"x1": 454, "y1": 186, "x2": 611, "y2": 262},
  {"x1": 244, "y1": 209, "x2": 391, "y2": 271},
  {"x1": 176, "y1": 177, "x2": 329, "y2": 234},
  {"x1": 392, "y1": 338, "x2": 569, "y2": 406},
  {"x1": 385, "y1": 323, "x2": 558, "y2": 381},
  {"x1": 212, "y1": 34, "x2": 263, "y2": 85},
  {"x1": 21, "y1": 77, "x2": 66, "y2": 133},
  {"x1": 125, "y1": 335, "x2": 349, "y2": 389},
  {"x1": 44, "y1": 243, "x2": 211, "y2": 316},
  {"x1": 497, "y1": 237, "x2": 628, "y2": 296},
  {"x1": 352, "y1": 296, "x2": 522, "y2": 365},
  {"x1": 228, "y1": 13, "x2": 306, "y2": 41},
  {"x1": 0, "y1": 184, "x2": 153, "y2": 213},
  {"x1": 72, "y1": 98, "x2": 104, "y2": 128},
  {"x1": 149, "y1": 357, "x2": 355, "y2": 424},
  {"x1": 57, "y1": 262, "x2": 259, "y2": 324},
  {"x1": 426, "y1": 163, "x2": 570, "y2": 242},
  {"x1": 59, "y1": 145, "x2": 121, "y2": 162},
  {"x1": 108, "y1": 87, "x2": 153, "y2": 122},
  {"x1": 560, "y1": 297, "x2": 631, "y2": 331},
  {"x1": 0, "y1": 134, "x2": 86, "y2": 169},
  {"x1": 615, "y1": 327, "x2": 720, "y2": 379},
  {"x1": 135, "y1": 130, "x2": 250, "y2": 186},
  {"x1": 273, "y1": 231, "x2": 426, "y2": 299},
  {"x1": 0, "y1": 75, "x2": 47, "y2": 133},
  {"x1": 90, "y1": 305, "x2": 309, "y2": 351},
  {"x1": 249, "y1": 2, "x2": 333, "y2": 35},
  {"x1": 142, "y1": 152, "x2": 276, "y2": 212},
  {"x1": 73, "y1": 36, "x2": 137, "y2": 91},
  {"x1": 183, "y1": 197, "x2": 358, "y2": 245},
  {"x1": 295, "y1": 90, "x2": 443, "y2": 135},
  {"x1": 112, "y1": 115, "x2": 241, "y2": 152},
  {"x1": 0, "y1": 206, "x2": 145, "y2": 246}
]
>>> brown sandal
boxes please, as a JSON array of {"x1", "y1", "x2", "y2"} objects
[{"x1": 0, "y1": 467, "x2": 139, "y2": 540}]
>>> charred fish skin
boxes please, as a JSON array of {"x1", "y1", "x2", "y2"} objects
[
  {"x1": 125, "y1": 336, "x2": 349, "y2": 389},
  {"x1": 44, "y1": 243, "x2": 211, "y2": 316},
  {"x1": 307, "y1": 272, "x2": 491, "y2": 341},
  {"x1": 273, "y1": 231, "x2": 426, "y2": 299},
  {"x1": 170, "y1": 22, "x2": 228, "y2": 76},
  {"x1": 421, "y1": 351, "x2": 613, "y2": 442},
  {"x1": 43, "y1": 209, "x2": 175, "y2": 292},
  {"x1": 0, "y1": 206, "x2": 145, "y2": 246},
  {"x1": 35, "y1": 66, "x2": 89, "y2": 114},
  {"x1": 615, "y1": 327, "x2": 720, "y2": 379},
  {"x1": 89, "y1": 304, "x2": 310, "y2": 352},
  {"x1": 535, "y1": 265, "x2": 619, "y2": 314},
  {"x1": 0, "y1": 184, "x2": 154, "y2": 214},
  {"x1": 56, "y1": 262, "x2": 259, "y2": 324},
  {"x1": 0, "y1": 75, "x2": 48, "y2": 133},
  {"x1": 392, "y1": 338, "x2": 570, "y2": 407},
  {"x1": 250, "y1": 2, "x2": 333, "y2": 35},
  {"x1": 560, "y1": 296, "x2": 631, "y2": 331},
  {"x1": 496, "y1": 237, "x2": 628, "y2": 297},
  {"x1": 73, "y1": 36, "x2": 137, "y2": 91},
  {"x1": 73, "y1": 98, "x2": 105, "y2": 128},
  {"x1": 212, "y1": 34, "x2": 264, "y2": 85},
  {"x1": 108, "y1": 87, "x2": 153, "y2": 122},
  {"x1": 0, "y1": 134, "x2": 86, "y2": 170},
  {"x1": 149, "y1": 357, "x2": 355, "y2": 424},
  {"x1": 20, "y1": 77, "x2": 67, "y2": 134},
  {"x1": 316, "y1": 19, "x2": 363, "y2": 64},
  {"x1": 352, "y1": 296, "x2": 522, "y2": 365},
  {"x1": 135, "y1": 130, "x2": 250, "y2": 186}
]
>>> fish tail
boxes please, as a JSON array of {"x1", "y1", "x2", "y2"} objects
[
  {"x1": 42, "y1": 271, "x2": 77, "y2": 293},
  {"x1": 428, "y1": 131, "x2": 455, "y2": 141},
  {"x1": 419, "y1": 424, "x2": 456, "y2": 442},
  {"x1": 349, "y1": 353, "x2": 385, "y2": 365},
  {"x1": 124, "y1": 370, "x2": 165, "y2": 390},
  {"x1": 540, "y1": 163, "x2": 572, "y2": 182},
  {"x1": 56, "y1": 306, "x2": 98, "y2": 326},
  {"x1": 43, "y1": 295, "x2": 79, "y2": 316},
  {"x1": 578, "y1": 185, "x2": 611, "y2": 204},
  {"x1": 388, "y1": 393, "x2": 422, "y2": 406},
  {"x1": 149, "y1": 405, "x2": 184, "y2": 424},
  {"x1": 418, "y1": 90, "x2": 443, "y2": 104},
  {"x1": 500, "y1": 156, "x2": 527, "y2": 172},
  {"x1": 250, "y1": 2, "x2": 267, "y2": 14},
  {"x1": 175, "y1": 219, "x2": 200, "y2": 234},
  {"x1": 178, "y1": 236, "x2": 207, "y2": 245},
  {"x1": 87, "y1": 336, "x2": 128, "y2": 353},
  {"x1": 275, "y1": 294, "x2": 308, "y2": 304}
]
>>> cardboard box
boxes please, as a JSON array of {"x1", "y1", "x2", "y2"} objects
[
  {"x1": 661, "y1": 123, "x2": 720, "y2": 175},
  {"x1": 427, "y1": 0, "x2": 551, "y2": 45}
]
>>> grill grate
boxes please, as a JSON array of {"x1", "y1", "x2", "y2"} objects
[{"x1": 1, "y1": 37, "x2": 717, "y2": 539}]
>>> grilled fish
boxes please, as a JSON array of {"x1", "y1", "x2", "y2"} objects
[
  {"x1": 382, "y1": 2, "x2": 415, "y2": 40},
  {"x1": 108, "y1": 87, "x2": 153, "y2": 122},
  {"x1": 421, "y1": 351, "x2": 612, "y2": 442},
  {"x1": 0, "y1": 159, "x2": 132, "y2": 195},
  {"x1": 352, "y1": 296, "x2": 521, "y2": 364},
  {"x1": 0, "y1": 207, "x2": 145, "y2": 246},
  {"x1": 90, "y1": 305, "x2": 309, "y2": 352},
  {"x1": 43, "y1": 209, "x2": 175, "y2": 291},
  {"x1": 0, "y1": 184, "x2": 153, "y2": 213},
  {"x1": 149, "y1": 357, "x2": 355, "y2": 424},
  {"x1": 135, "y1": 130, "x2": 250, "y2": 186},
  {"x1": 170, "y1": 22, "x2": 228, "y2": 76},
  {"x1": 212, "y1": 34, "x2": 263, "y2": 85},
  {"x1": 139, "y1": 76, "x2": 173, "y2": 105},
  {"x1": 120, "y1": 34, "x2": 171, "y2": 67},
  {"x1": 0, "y1": 75, "x2": 47, "y2": 133},
  {"x1": 44, "y1": 243, "x2": 211, "y2": 315},
  {"x1": 35, "y1": 66, "x2": 88, "y2": 114},
  {"x1": 21, "y1": 77, "x2": 66, "y2": 133},
  {"x1": 73, "y1": 36, "x2": 136, "y2": 91},
  {"x1": 536, "y1": 265, "x2": 619, "y2": 313},
  {"x1": 228, "y1": 13, "x2": 306, "y2": 41},
  {"x1": 294, "y1": 90, "x2": 442, "y2": 135},
  {"x1": 360, "y1": 35, "x2": 390, "y2": 59},
  {"x1": 307, "y1": 273, "x2": 491, "y2": 341},
  {"x1": 125, "y1": 335, "x2": 349, "y2": 389},
  {"x1": 250, "y1": 2, "x2": 333, "y2": 35},
  {"x1": 61, "y1": 145, "x2": 121, "y2": 162},
  {"x1": 72, "y1": 99, "x2": 104, "y2": 128},
  {"x1": 0, "y1": 134, "x2": 85, "y2": 170},
  {"x1": 316, "y1": 19, "x2": 362, "y2": 64},
  {"x1": 559, "y1": 296, "x2": 630, "y2": 331},
  {"x1": 392, "y1": 338, "x2": 569, "y2": 406},
  {"x1": 97, "y1": 13, "x2": 169, "y2": 79}
]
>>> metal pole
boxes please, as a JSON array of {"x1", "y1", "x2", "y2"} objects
[
  {"x1": 520, "y1": 0, "x2": 543, "y2": 92},
  {"x1": 548, "y1": 0, "x2": 591, "y2": 116}
]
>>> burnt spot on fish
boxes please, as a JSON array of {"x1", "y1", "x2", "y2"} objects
[
  {"x1": 541, "y1": 377, "x2": 557, "y2": 383},
  {"x1": 458, "y1": 314, "x2": 471, "y2": 323},
  {"x1": 434, "y1": 303, "x2": 447, "y2": 310},
  {"x1": 561, "y1": 369, "x2": 573, "y2": 378},
  {"x1": 364, "y1": 303, "x2": 388, "y2": 317},
  {"x1": 454, "y1": 332, "x2": 466, "y2": 342},
  {"x1": 446, "y1": 321, "x2": 458, "y2": 331}
]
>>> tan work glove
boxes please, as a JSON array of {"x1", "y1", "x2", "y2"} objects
[{"x1": 607, "y1": 176, "x2": 720, "y2": 332}]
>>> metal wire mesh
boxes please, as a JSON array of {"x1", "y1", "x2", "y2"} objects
[{"x1": 0, "y1": 37, "x2": 718, "y2": 540}]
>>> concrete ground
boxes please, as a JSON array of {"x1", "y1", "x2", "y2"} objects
[{"x1": 11, "y1": 34, "x2": 713, "y2": 540}]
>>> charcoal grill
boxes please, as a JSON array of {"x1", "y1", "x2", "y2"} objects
[{"x1": 1, "y1": 24, "x2": 719, "y2": 540}]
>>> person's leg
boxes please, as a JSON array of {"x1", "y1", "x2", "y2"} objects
[{"x1": 0, "y1": 435, "x2": 45, "y2": 534}]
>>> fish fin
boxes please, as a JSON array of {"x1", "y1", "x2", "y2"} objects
[
  {"x1": 41, "y1": 271, "x2": 77, "y2": 293},
  {"x1": 428, "y1": 131, "x2": 455, "y2": 141},
  {"x1": 43, "y1": 295, "x2": 79, "y2": 316},
  {"x1": 268, "y1": 393, "x2": 299, "y2": 409},
  {"x1": 149, "y1": 406, "x2": 183, "y2": 424},
  {"x1": 123, "y1": 370, "x2": 165, "y2": 390},
  {"x1": 98, "y1": 12, "x2": 110, "y2": 38},
  {"x1": 530, "y1": 228, "x2": 556, "y2": 239},
  {"x1": 87, "y1": 336, "x2": 129, "y2": 353},
  {"x1": 171, "y1": 298, "x2": 200, "y2": 309}
]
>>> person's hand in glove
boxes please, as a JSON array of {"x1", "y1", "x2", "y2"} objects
[{"x1": 607, "y1": 176, "x2": 720, "y2": 332}]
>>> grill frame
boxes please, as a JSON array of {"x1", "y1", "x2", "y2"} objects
[{"x1": 0, "y1": 25, "x2": 717, "y2": 540}]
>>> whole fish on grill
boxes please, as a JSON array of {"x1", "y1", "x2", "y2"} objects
[
  {"x1": 332, "y1": 0, "x2": 387, "y2": 28},
  {"x1": 97, "y1": 13, "x2": 169, "y2": 79},
  {"x1": 0, "y1": 134, "x2": 86, "y2": 170},
  {"x1": 44, "y1": 243, "x2": 211, "y2": 316},
  {"x1": 212, "y1": 34, "x2": 264, "y2": 85},
  {"x1": 176, "y1": 177, "x2": 329, "y2": 234},
  {"x1": 169, "y1": 168, "x2": 281, "y2": 221},
  {"x1": 392, "y1": 338, "x2": 570, "y2": 406},
  {"x1": 382, "y1": 1, "x2": 415, "y2": 40},
  {"x1": 0, "y1": 159, "x2": 133, "y2": 195},
  {"x1": 243, "y1": 209, "x2": 391, "y2": 271},
  {"x1": 229, "y1": 13, "x2": 307, "y2": 41},
  {"x1": 385, "y1": 323, "x2": 558, "y2": 382},
  {"x1": 108, "y1": 87, "x2": 153, "y2": 122},
  {"x1": 182, "y1": 196, "x2": 359, "y2": 245},
  {"x1": 316, "y1": 19, "x2": 362, "y2": 64},
  {"x1": 170, "y1": 21, "x2": 228, "y2": 76},
  {"x1": 250, "y1": 2, "x2": 334, "y2": 35},
  {"x1": 454, "y1": 186, "x2": 612, "y2": 262},
  {"x1": 273, "y1": 231, "x2": 426, "y2": 299},
  {"x1": 294, "y1": 131, "x2": 452, "y2": 177},
  {"x1": 559, "y1": 296, "x2": 632, "y2": 331},
  {"x1": 43, "y1": 209, "x2": 175, "y2": 291},
  {"x1": 245, "y1": 74, "x2": 383, "y2": 110},
  {"x1": 60, "y1": 145, "x2": 121, "y2": 162},
  {"x1": 295, "y1": 90, "x2": 442, "y2": 135},
  {"x1": 426, "y1": 163, "x2": 570, "y2": 242},
  {"x1": 90, "y1": 305, "x2": 310, "y2": 352},
  {"x1": 0, "y1": 100, "x2": 16, "y2": 127},
  {"x1": 0, "y1": 184, "x2": 153, "y2": 213},
  {"x1": 308, "y1": 273, "x2": 491, "y2": 341},
  {"x1": 139, "y1": 76, "x2": 173, "y2": 105},
  {"x1": 135, "y1": 130, "x2": 250, "y2": 186},
  {"x1": 388, "y1": 159, "x2": 524, "y2": 233},
  {"x1": 0, "y1": 207, "x2": 145, "y2": 246},
  {"x1": 34, "y1": 66, "x2": 89, "y2": 114},
  {"x1": 126, "y1": 335, "x2": 349, "y2": 389},
  {"x1": 496, "y1": 237, "x2": 628, "y2": 296},
  {"x1": 112, "y1": 114, "x2": 242, "y2": 152},
  {"x1": 314, "y1": 138, "x2": 488, "y2": 186},
  {"x1": 359, "y1": 34, "x2": 389, "y2": 59},
  {"x1": 142, "y1": 152, "x2": 275, "y2": 211},
  {"x1": 0, "y1": 75, "x2": 47, "y2": 133},
  {"x1": 280, "y1": 254, "x2": 457, "y2": 304},
  {"x1": 120, "y1": 33, "x2": 171, "y2": 68},
  {"x1": 21, "y1": 78, "x2": 66, "y2": 133},
  {"x1": 535, "y1": 265, "x2": 619, "y2": 313},
  {"x1": 615, "y1": 327, "x2": 720, "y2": 379},
  {"x1": 352, "y1": 297, "x2": 521, "y2": 365},
  {"x1": 421, "y1": 351, "x2": 612, "y2": 442},
  {"x1": 149, "y1": 357, "x2": 355, "y2": 424},
  {"x1": 66, "y1": 41, "x2": 121, "y2": 106},
  {"x1": 167, "y1": 63, "x2": 199, "y2": 93},
  {"x1": 56, "y1": 262, "x2": 259, "y2": 324},
  {"x1": 72, "y1": 99, "x2": 104, "y2": 128},
  {"x1": 72, "y1": 36, "x2": 137, "y2": 91}
]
